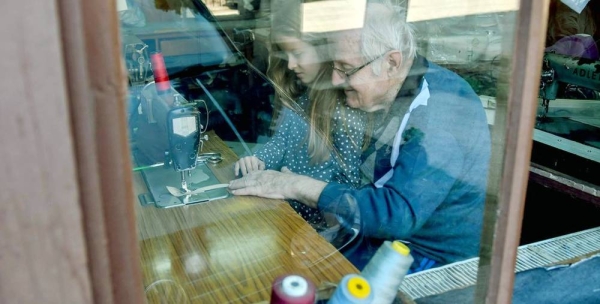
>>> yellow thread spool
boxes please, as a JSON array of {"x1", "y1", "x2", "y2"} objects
[
  {"x1": 360, "y1": 240, "x2": 414, "y2": 304},
  {"x1": 391, "y1": 240, "x2": 410, "y2": 256},
  {"x1": 347, "y1": 276, "x2": 371, "y2": 299},
  {"x1": 328, "y1": 274, "x2": 374, "y2": 303}
]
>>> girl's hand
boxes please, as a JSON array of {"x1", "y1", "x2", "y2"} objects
[{"x1": 234, "y1": 156, "x2": 265, "y2": 177}]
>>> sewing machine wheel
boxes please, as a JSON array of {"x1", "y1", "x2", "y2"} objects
[{"x1": 562, "y1": 84, "x2": 600, "y2": 100}]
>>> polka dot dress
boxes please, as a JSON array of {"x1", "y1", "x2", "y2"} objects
[{"x1": 254, "y1": 93, "x2": 366, "y2": 228}]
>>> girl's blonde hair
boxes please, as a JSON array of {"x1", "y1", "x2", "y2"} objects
[{"x1": 267, "y1": 14, "x2": 361, "y2": 165}]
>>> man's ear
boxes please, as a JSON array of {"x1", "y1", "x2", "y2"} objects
[{"x1": 387, "y1": 51, "x2": 403, "y2": 74}]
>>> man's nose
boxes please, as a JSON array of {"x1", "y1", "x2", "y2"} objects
[{"x1": 331, "y1": 69, "x2": 345, "y2": 86}]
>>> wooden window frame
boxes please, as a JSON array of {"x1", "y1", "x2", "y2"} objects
[
  {"x1": 0, "y1": 0, "x2": 549, "y2": 303},
  {"x1": 475, "y1": 1, "x2": 550, "y2": 303},
  {"x1": 55, "y1": 0, "x2": 145, "y2": 302}
]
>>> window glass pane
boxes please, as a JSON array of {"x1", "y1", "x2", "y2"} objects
[
  {"x1": 117, "y1": 0, "x2": 522, "y2": 302},
  {"x1": 511, "y1": 0, "x2": 600, "y2": 302}
]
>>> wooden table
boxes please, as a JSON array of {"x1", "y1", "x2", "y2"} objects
[{"x1": 133, "y1": 131, "x2": 358, "y2": 303}]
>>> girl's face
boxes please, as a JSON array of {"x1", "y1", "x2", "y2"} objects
[{"x1": 277, "y1": 36, "x2": 323, "y2": 85}]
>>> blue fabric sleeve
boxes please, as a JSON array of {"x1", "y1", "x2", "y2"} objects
[{"x1": 318, "y1": 128, "x2": 464, "y2": 240}]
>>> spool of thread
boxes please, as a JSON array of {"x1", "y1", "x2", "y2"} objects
[
  {"x1": 361, "y1": 240, "x2": 414, "y2": 304},
  {"x1": 328, "y1": 274, "x2": 373, "y2": 304},
  {"x1": 270, "y1": 274, "x2": 316, "y2": 304},
  {"x1": 150, "y1": 52, "x2": 171, "y2": 94}
]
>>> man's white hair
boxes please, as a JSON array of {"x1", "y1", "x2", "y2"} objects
[{"x1": 361, "y1": 0, "x2": 417, "y2": 75}]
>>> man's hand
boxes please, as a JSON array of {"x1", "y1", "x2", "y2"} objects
[
  {"x1": 234, "y1": 156, "x2": 265, "y2": 177},
  {"x1": 228, "y1": 167, "x2": 327, "y2": 208}
]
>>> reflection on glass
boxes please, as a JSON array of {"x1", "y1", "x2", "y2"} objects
[
  {"x1": 511, "y1": 1, "x2": 600, "y2": 303},
  {"x1": 530, "y1": 0, "x2": 600, "y2": 216},
  {"x1": 115, "y1": 0, "x2": 535, "y2": 302},
  {"x1": 534, "y1": 0, "x2": 600, "y2": 172}
]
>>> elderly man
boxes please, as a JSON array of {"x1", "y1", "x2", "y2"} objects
[{"x1": 229, "y1": 1, "x2": 490, "y2": 272}]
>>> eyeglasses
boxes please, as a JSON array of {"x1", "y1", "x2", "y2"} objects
[{"x1": 331, "y1": 53, "x2": 386, "y2": 81}]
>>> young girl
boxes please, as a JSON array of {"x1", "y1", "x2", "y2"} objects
[{"x1": 233, "y1": 14, "x2": 367, "y2": 232}]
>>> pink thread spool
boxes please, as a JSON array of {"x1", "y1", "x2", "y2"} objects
[{"x1": 270, "y1": 274, "x2": 316, "y2": 304}]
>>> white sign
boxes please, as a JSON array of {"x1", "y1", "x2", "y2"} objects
[
  {"x1": 407, "y1": 0, "x2": 520, "y2": 22},
  {"x1": 116, "y1": 0, "x2": 128, "y2": 12},
  {"x1": 172, "y1": 116, "x2": 197, "y2": 137},
  {"x1": 302, "y1": 0, "x2": 367, "y2": 33}
]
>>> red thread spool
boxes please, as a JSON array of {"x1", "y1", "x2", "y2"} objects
[
  {"x1": 150, "y1": 52, "x2": 171, "y2": 94},
  {"x1": 270, "y1": 274, "x2": 316, "y2": 304}
]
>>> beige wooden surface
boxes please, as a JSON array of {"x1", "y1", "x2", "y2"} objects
[{"x1": 135, "y1": 131, "x2": 358, "y2": 303}]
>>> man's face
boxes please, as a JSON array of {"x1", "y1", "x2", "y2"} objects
[{"x1": 330, "y1": 32, "x2": 394, "y2": 112}]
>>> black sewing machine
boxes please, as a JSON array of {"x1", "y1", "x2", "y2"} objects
[{"x1": 127, "y1": 49, "x2": 229, "y2": 208}]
